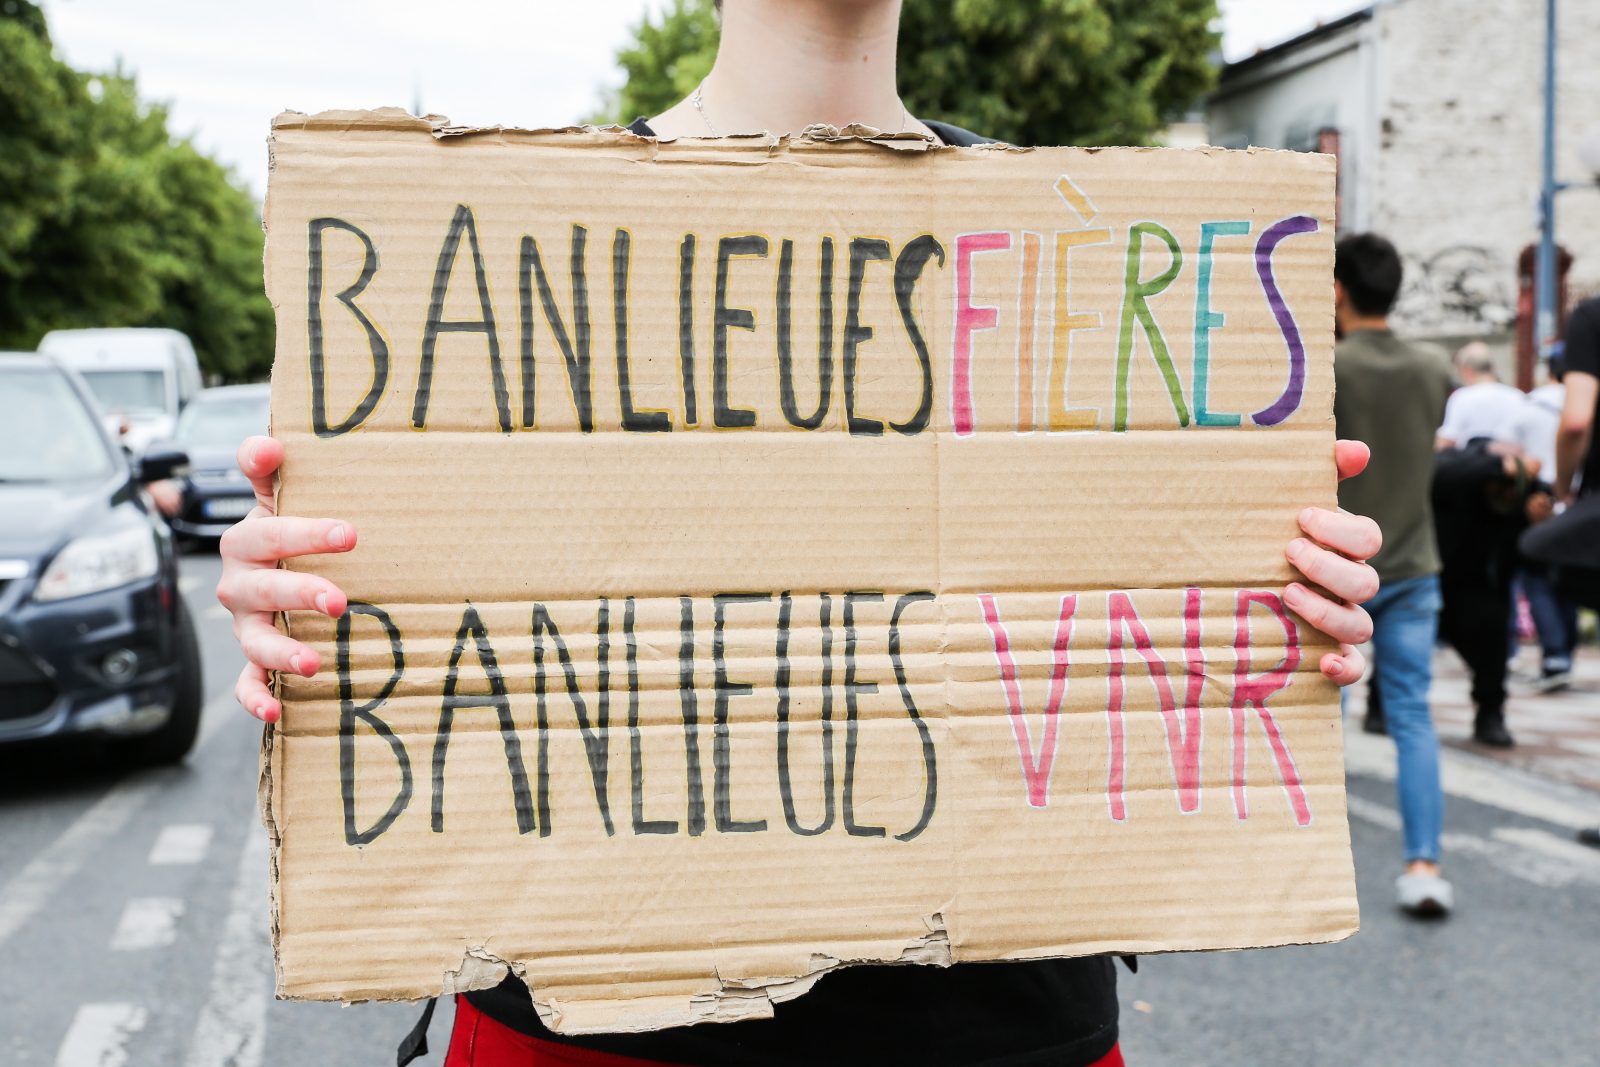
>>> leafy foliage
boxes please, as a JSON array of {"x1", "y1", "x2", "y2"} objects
[
  {"x1": 590, "y1": 0, "x2": 722, "y2": 127},
  {"x1": 0, "y1": 1, "x2": 272, "y2": 379},
  {"x1": 590, "y1": 0, "x2": 1220, "y2": 148}
]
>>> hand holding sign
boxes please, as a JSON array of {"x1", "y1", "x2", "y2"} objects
[
  {"x1": 219, "y1": 434, "x2": 352, "y2": 722},
  {"x1": 1287, "y1": 439, "x2": 1382, "y2": 686},
  {"x1": 220, "y1": 436, "x2": 1381, "y2": 722}
]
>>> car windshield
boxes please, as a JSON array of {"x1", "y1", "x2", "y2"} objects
[
  {"x1": 0, "y1": 367, "x2": 115, "y2": 482},
  {"x1": 78, "y1": 368, "x2": 170, "y2": 415},
  {"x1": 176, "y1": 393, "x2": 269, "y2": 449}
]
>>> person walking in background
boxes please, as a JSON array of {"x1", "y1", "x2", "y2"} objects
[
  {"x1": 1436, "y1": 340, "x2": 1523, "y2": 450},
  {"x1": 1553, "y1": 297, "x2": 1600, "y2": 850},
  {"x1": 1333, "y1": 233, "x2": 1456, "y2": 915},
  {"x1": 1554, "y1": 296, "x2": 1599, "y2": 521},
  {"x1": 1432, "y1": 442, "x2": 1551, "y2": 747},
  {"x1": 1505, "y1": 348, "x2": 1577, "y2": 692}
]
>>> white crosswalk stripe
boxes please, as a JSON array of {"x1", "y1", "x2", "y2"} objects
[
  {"x1": 1491, "y1": 826, "x2": 1600, "y2": 881},
  {"x1": 182, "y1": 831, "x2": 271, "y2": 1067},
  {"x1": 0, "y1": 778, "x2": 164, "y2": 949},
  {"x1": 54, "y1": 1003, "x2": 147, "y2": 1067},
  {"x1": 109, "y1": 897, "x2": 185, "y2": 951},
  {"x1": 0, "y1": 697, "x2": 232, "y2": 951},
  {"x1": 1345, "y1": 781, "x2": 1600, "y2": 890},
  {"x1": 1344, "y1": 728, "x2": 1597, "y2": 829},
  {"x1": 147, "y1": 824, "x2": 214, "y2": 866}
]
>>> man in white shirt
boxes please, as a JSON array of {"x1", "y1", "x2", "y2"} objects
[
  {"x1": 1503, "y1": 352, "x2": 1576, "y2": 691},
  {"x1": 1436, "y1": 341, "x2": 1525, "y2": 449},
  {"x1": 1506, "y1": 349, "x2": 1565, "y2": 472}
]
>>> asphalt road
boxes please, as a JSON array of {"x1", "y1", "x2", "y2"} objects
[
  {"x1": 0, "y1": 550, "x2": 436, "y2": 1067},
  {"x1": 1120, "y1": 729, "x2": 1600, "y2": 1067},
  {"x1": 1, "y1": 550, "x2": 1597, "y2": 1066}
]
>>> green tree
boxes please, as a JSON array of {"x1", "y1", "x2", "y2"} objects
[
  {"x1": 591, "y1": 0, "x2": 1219, "y2": 148},
  {"x1": 0, "y1": 1, "x2": 273, "y2": 380},
  {"x1": 591, "y1": 0, "x2": 721, "y2": 126}
]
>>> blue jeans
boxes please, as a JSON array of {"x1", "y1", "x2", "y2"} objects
[
  {"x1": 1518, "y1": 566, "x2": 1578, "y2": 673},
  {"x1": 1366, "y1": 574, "x2": 1444, "y2": 863}
]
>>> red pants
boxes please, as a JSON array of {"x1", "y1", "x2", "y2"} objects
[{"x1": 445, "y1": 995, "x2": 1126, "y2": 1067}]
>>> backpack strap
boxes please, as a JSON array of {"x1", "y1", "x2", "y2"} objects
[
  {"x1": 396, "y1": 997, "x2": 438, "y2": 1066},
  {"x1": 920, "y1": 119, "x2": 1000, "y2": 147}
]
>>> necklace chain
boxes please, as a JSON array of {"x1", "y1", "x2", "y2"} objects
[
  {"x1": 691, "y1": 81, "x2": 910, "y2": 137},
  {"x1": 690, "y1": 82, "x2": 720, "y2": 136}
]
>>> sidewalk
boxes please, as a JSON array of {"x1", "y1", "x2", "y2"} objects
[
  {"x1": 1431, "y1": 643, "x2": 1600, "y2": 792},
  {"x1": 1346, "y1": 643, "x2": 1600, "y2": 793}
]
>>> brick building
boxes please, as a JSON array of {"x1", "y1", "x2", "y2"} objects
[{"x1": 1209, "y1": 0, "x2": 1600, "y2": 358}]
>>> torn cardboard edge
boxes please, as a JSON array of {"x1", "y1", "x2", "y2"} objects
[
  {"x1": 270, "y1": 106, "x2": 968, "y2": 151},
  {"x1": 299, "y1": 913, "x2": 1354, "y2": 1034},
  {"x1": 269, "y1": 106, "x2": 1330, "y2": 166}
]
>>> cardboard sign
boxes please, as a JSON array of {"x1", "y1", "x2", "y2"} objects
[{"x1": 263, "y1": 109, "x2": 1356, "y2": 1033}]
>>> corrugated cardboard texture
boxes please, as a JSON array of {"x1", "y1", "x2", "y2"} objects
[{"x1": 264, "y1": 109, "x2": 1356, "y2": 1032}]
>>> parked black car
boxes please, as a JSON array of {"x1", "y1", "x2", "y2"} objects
[
  {"x1": 163, "y1": 383, "x2": 269, "y2": 540},
  {"x1": 0, "y1": 354, "x2": 201, "y2": 762}
]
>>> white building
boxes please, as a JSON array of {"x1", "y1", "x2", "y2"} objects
[{"x1": 1209, "y1": 0, "x2": 1600, "y2": 350}]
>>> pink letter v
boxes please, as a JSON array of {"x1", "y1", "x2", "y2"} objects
[{"x1": 978, "y1": 593, "x2": 1078, "y2": 808}]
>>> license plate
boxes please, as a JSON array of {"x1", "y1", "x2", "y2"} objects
[{"x1": 203, "y1": 497, "x2": 254, "y2": 519}]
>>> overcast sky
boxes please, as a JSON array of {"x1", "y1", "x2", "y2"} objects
[{"x1": 42, "y1": 0, "x2": 1368, "y2": 197}]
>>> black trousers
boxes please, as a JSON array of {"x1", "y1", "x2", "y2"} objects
[{"x1": 1438, "y1": 573, "x2": 1509, "y2": 717}]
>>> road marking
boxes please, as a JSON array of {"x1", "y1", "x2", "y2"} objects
[
  {"x1": 1344, "y1": 729, "x2": 1596, "y2": 829},
  {"x1": 195, "y1": 690, "x2": 234, "y2": 750},
  {"x1": 109, "y1": 897, "x2": 185, "y2": 951},
  {"x1": 1344, "y1": 793, "x2": 1401, "y2": 832},
  {"x1": 1492, "y1": 827, "x2": 1600, "y2": 881},
  {"x1": 0, "y1": 778, "x2": 164, "y2": 948},
  {"x1": 148, "y1": 824, "x2": 214, "y2": 866},
  {"x1": 0, "y1": 695, "x2": 233, "y2": 949},
  {"x1": 182, "y1": 832, "x2": 270, "y2": 1067},
  {"x1": 55, "y1": 1003, "x2": 147, "y2": 1067},
  {"x1": 1345, "y1": 794, "x2": 1600, "y2": 890}
]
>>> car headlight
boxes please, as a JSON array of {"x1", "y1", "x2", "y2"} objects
[{"x1": 34, "y1": 526, "x2": 161, "y2": 602}]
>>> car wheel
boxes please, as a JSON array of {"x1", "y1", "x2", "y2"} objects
[{"x1": 122, "y1": 598, "x2": 204, "y2": 765}]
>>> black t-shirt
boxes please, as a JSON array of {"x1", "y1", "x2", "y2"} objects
[
  {"x1": 461, "y1": 116, "x2": 1120, "y2": 1067},
  {"x1": 1565, "y1": 296, "x2": 1600, "y2": 496}
]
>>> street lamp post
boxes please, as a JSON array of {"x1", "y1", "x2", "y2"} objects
[
  {"x1": 1535, "y1": 0, "x2": 1560, "y2": 362},
  {"x1": 1535, "y1": 0, "x2": 1600, "y2": 367}
]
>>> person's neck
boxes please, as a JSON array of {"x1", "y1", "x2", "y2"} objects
[
  {"x1": 1339, "y1": 313, "x2": 1390, "y2": 336},
  {"x1": 657, "y1": 1, "x2": 915, "y2": 137}
]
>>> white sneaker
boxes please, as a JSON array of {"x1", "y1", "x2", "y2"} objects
[{"x1": 1396, "y1": 871, "x2": 1454, "y2": 916}]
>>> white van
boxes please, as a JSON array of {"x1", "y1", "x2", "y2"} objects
[{"x1": 37, "y1": 328, "x2": 204, "y2": 454}]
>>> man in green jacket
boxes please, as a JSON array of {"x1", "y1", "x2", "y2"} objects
[{"x1": 1333, "y1": 233, "x2": 1455, "y2": 916}]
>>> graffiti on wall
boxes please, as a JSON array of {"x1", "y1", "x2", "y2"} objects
[{"x1": 1393, "y1": 245, "x2": 1515, "y2": 335}]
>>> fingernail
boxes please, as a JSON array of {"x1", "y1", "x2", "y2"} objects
[
  {"x1": 1287, "y1": 539, "x2": 1308, "y2": 559},
  {"x1": 254, "y1": 702, "x2": 274, "y2": 721},
  {"x1": 1300, "y1": 508, "x2": 1316, "y2": 524},
  {"x1": 315, "y1": 592, "x2": 329, "y2": 614},
  {"x1": 1285, "y1": 582, "x2": 1306, "y2": 601},
  {"x1": 245, "y1": 443, "x2": 258, "y2": 470},
  {"x1": 290, "y1": 653, "x2": 304, "y2": 675},
  {"x1": 1326, "y1": 657, "x2": 1343, "y2": 675},
  {"x1": 328, "y1": 524, "x2": 347, "y2": 549}
]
